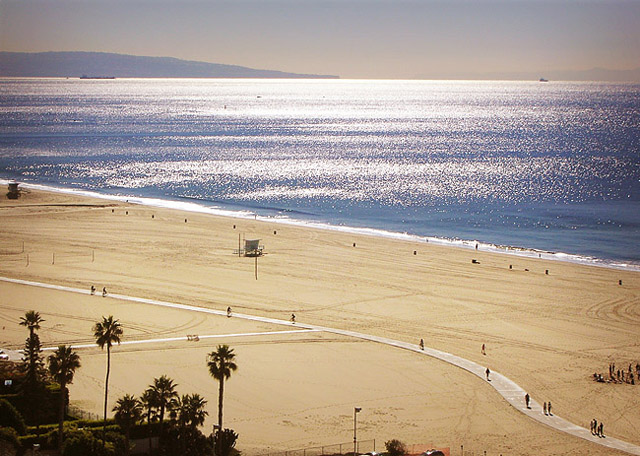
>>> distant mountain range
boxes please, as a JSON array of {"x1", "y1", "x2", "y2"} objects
[
  {"x1": 1, "y1": 51, "x2": 638, "y2": 82},
  {"x1": 0, "y1": 51, "x2": 339, "y2": 79}
]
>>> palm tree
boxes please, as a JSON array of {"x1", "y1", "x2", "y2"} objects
[
  {"x1": 150, "y1": 375, "x2": 178, "y2": 440},
  {"x1": 21, "y1": 329, "x2": 45, "y2": 386},
  {"x1": 175, "y1": 393, "x2": 208, "y2": 430},
  {"x1": 20, "y1": 310, "x2": 44, "y2": 338},
  {"x1": 170, "y1": 393, "x2": 208, "y2": 454},
  {"x1": 19, "y1": 310, "x2": 46, "y2": 430},
  {"x1": 93, "y1": 315, "x2": 123, "y2": 442},
  {"x1": 207, "y1": 345, "x2": 237, "y2": 433},
  {"x1": 20, "y1": 310, "x2": 46, "y2": 385},
  {"x1": 47, "y1": 345, "x2": 81, "y2": 451},
  {"x1": 113, "y1": 394, "x2": 143, "y2": 456},
  {"x1": 140, "y1": 388, "x2": 158, "y2": 454}
]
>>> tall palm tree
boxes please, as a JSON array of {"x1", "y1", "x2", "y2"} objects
[
  {"x1": 20, "y1": 310, "x2": 46, "y2": 385},
  {"x1": 20, "y1": 310, "x2": 46, "y2": 430},
  {"x1": 47, "y1": 345, "x2": 81, "y2": 451},
  {"x1": 20, "y1": 310, "x2": 44, "y2": 338},
  {"x1": 113, "y1": 394, "x2": 143, "y2": 456},
  {"x1": 93, "y1": 315, "x2": 123, "y2": 442},
  {"x1": 150, "y1": 375, "x2": 178, "y2": 440},
  {"x1": 207, "y1": 345, "x2": 237, "y2": 433}
]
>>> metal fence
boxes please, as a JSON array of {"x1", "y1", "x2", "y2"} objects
[
  {"x1": 68, "y1": 405, "x2": 101, "y2": 421},
  {"x1": 256, "y1": 439, "x2": 377, "y2": 456}
]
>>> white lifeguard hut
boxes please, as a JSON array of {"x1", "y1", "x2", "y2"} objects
[
  {"x1": 234, "y1": 234, "x2": 264, "y2": 257},
  {"x1": 7, "y1": 182, "x2": 20, "y2": 199},
  {"x1": 234, "y1": 235, "x2": 264, "y2": 280},
  {"x1": 243, "y1": 239, "x2": 263, "y2": 257}
]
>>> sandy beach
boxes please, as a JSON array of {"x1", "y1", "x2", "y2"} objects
[{"x1": 1, "y1": 188, "x2": 639, "y2": 456}]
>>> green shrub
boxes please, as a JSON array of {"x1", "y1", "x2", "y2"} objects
[
  {"x1": 0, "y1": 427, "x2": 20, "y2": 453},
  {"x1": 69, "y1": 418, "x2": 115, "y2": 429},
  {"x1": 105, "y1": 431, "x2": 127, "y2": 456},
  {"x1": 0, "y1": 398, "x2": 27, "y2": 435},
  {"x1": 385, "y1": 439, "x2": 407, "y2": 456},
  {"x1": 129, "y1": 421, "x2": 161, "y2": 440},
  {"x1": 18, "y1": 430, "x2": 57, "y2": 451},
  {"x1": 61, "y1": 430, "x2": 115, "y2": 456},
  {"x1": 3, "y1": 386, "x2": 61, "y2": 426}
]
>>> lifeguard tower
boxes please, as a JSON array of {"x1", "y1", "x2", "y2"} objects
[
  {"x1": 234, "y1": 235, "x2": 264, "y2": 257},
  {"x1": 7, "y1": 182, "x2": 20, "y2": 199},
  {"x1": 243, "y1": 239, "x2": 263, "y2": 257}
]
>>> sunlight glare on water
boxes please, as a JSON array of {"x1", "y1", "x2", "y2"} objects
[{"x1": 1, "y1": 78, "x2": 639, "y2": 265}]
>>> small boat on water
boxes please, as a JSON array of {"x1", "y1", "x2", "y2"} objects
[{"x1": 539, "y1": 77, "x2": 549, "y2": 82}]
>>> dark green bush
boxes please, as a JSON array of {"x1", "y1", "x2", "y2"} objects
[
  {"x1": 61, "y1": 430, "x2": 115, "y2": 456},
  {"x1": 129, "y1": 421, "x2": 161, "y2": 440},
  {"x1": 18, "y1": 430, "x2": 56, "y2": 451},
  {"x1": 2, "y1": 386, "x2": 60, "y2": 426},
  {"x1": 385, "y1": 439, "x2": 407, "y2": 456},
  {"x1": 0, "y1": 398, "x2": 27, "y2": 434},
  {"x1": 0, "y1": 427, "x2": 21, "y2": 453}
]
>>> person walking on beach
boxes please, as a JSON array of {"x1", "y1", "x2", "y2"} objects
[
  {"x1": 102, "y1": 287, "x2": 107, "y2": 297},
  {"x1": 291, "y1": 313, "x2": 296, "y2": 324},
  {"x1": 525, "y1": 393, "x2": 530, "y2": 409},
  {"x1": 419, "y1": 338, "x2": 424, "y2": 350},
  {"x1": 598, "y1": 422, "x2": 604, "y2": 437},
  {"x1": 485, "y1": 367, "x2": 490, "y2": 381},
  {"x1": 543, "y1": 402, "x2": 547, "y2": 415},
  {"x1": 547, "y1": 401, "x2": 552, "y2": 415},
  {"x1": 90, "y1": 285, "x2": 96, "y2": 295},
  {"x1": 227, "y1": 306, "x2": 231, "y2": 318},
  {"x1": 591, "y1": 419, "x2": 598, "y2": 435},
  {"x1": 481, "y1": 343, "x2": 486, "y2": 355}
]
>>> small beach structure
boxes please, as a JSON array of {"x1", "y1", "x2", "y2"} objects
[
  {"x1": 243, "y1": 239, "x2": 263, "y2": 257},
  {"x1": 7, "y1": 182, "x2": 20, "y2": 199},
  {"x1": 235, "y1": 234, "x2": 264, "y2": 257}
]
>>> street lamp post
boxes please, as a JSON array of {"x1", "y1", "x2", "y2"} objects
[{"x1": 353, "y1": 407, "x2": 362, "y2": 456}]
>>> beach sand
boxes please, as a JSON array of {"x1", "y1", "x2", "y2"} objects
[{"x1": 1, "y1": 189, "x2": 639, "y2": 456}]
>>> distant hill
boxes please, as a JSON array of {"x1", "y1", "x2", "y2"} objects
[{"x1": 0, "y1": 51, "x2": 339, "y2": 79}]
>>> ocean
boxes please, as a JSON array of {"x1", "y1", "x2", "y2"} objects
[{"x1": 1, "y1": 78, "x2": 639, "y2": 269}]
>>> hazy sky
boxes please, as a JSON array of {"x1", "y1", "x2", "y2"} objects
[{"x1": 1, "y1": 0, "x2": 639, "y2": 79}]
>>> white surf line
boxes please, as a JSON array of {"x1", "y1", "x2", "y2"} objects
[
  {"x1": 2, "y1": 275, "x2": 639, "y2": 455},
  {"x1": 40, "y1": 329, "x2": 320, "y2": 352}
]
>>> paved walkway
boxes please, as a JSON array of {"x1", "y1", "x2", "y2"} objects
[{"x1": 2, "y1": 275, "x2": 639, "y2": 455}]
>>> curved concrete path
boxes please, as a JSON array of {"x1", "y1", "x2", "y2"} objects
[{"x1": 2, "y1": 276, "x2": 639, "y2": 455}]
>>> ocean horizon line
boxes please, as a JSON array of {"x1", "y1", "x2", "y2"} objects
[{"x1": 4, "y1": 179, "x2": 638, "y2": 272}]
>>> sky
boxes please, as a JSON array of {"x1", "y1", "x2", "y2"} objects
[{"x1": 1, "y1": 0, "x2": 639, "y2": 79}]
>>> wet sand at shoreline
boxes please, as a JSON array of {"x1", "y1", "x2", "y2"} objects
[{"x1": 1, "y1": 189, "x2": 639, "y2": 455}]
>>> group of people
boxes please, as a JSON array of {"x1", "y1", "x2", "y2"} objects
[
  {"x1": 608, "y1": 362, "x2": 639, "y2": 385},
  {"x1": 595, "y1": 361, "x2": 640, "y2": 385},
  {"x1": 523, "y1": 393, "x2": 552, "y2": 416},
  {"x1": 90, "y1": 285, "x2": 107, "y2": 297},
  {"x1": 591, "y1": 419, "x2": 605, "y2": 437}
]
